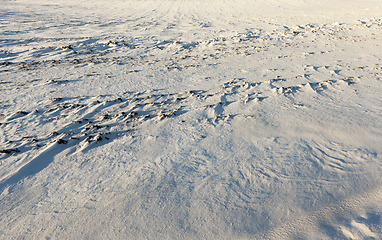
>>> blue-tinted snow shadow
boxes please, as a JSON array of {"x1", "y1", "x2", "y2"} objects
[{"x1": 0, "y1": 141, "x2": 69, "y2": 193}]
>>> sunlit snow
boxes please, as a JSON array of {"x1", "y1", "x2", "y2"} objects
[{"x1": 1, "y1": 0, "x2": 382, "y2": 239}]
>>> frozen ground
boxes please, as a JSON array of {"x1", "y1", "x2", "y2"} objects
[{"x1": 1, "y1": 0, "x2": 382, "y2": 239}]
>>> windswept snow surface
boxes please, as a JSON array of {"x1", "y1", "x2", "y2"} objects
[{"x1": 1, "y1": 0, "x2": 382, "y2": 239}]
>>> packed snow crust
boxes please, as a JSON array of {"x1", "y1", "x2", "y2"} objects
[{"x1": 1, "y1": 0, "x2": 382, "y2": 239}]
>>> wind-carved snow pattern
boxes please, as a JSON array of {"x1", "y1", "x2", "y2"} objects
[
  {"x1": 1, "y1": 1, "x2": 382, "y2": 239},
  {"x1": 1, "y1": 19, "x2": 381, "y2": 73},
  {"x1": 0, "y1": 73, "x2": 372, "y2": 193}
]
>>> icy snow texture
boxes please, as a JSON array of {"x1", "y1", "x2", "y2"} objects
[{"x1": 1, "y1": 0, "x2": 382, "y2": 239}]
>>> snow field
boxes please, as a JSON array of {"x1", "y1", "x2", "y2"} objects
[{"x1": 1, "y1": 0, "x2": 382, "y2": 239}]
